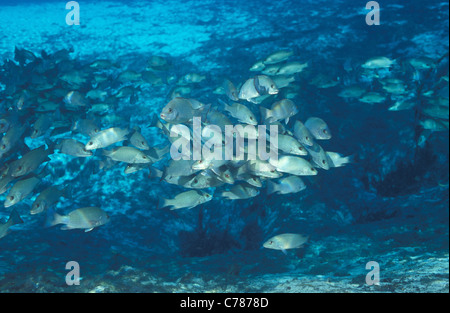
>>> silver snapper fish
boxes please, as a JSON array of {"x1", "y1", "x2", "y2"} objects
[
  {"x1": 293, "y1": 120, "x2": 315, "y2": 147},
  {"x1": 31, "y1": 185, "x2": 68, "y2": 215},
  {"x1": 263, "y1": 233, "x2": 309, "y2": 253},
  {"x1": 275, "y1": 134, "x2": 308, "y2": 156},
  {"x1": 239, "y1": 75, "x2": 278, "y2": 103},
  {"x1": 223, "y1": 79, "x2": 239, "y2": 101},
  {"x1": 260, "y1": 99, "x2": 298, "y2": 124},
  {"x1": 269, "y1": 155, "x2": 318, "y2": 176},
  {"x1": 0, "y1": 209, "x2": 24, "y2": 240},
  {"x1": 304, "y1": 117, "x2": 332, "y2": 140},
  {"x1": 305, "y1": 142, "x2": 330, "y2": 170},
  {"x1": 56, "y1": 139, "x2": 93, "y2": 157},
  {"x1": 361, "y1": 57, "x2": 395, "y2": 69},
  {"x1": 263, "y1": 50, "x2": 294, "y2": 65},
  {"x1": 31, "y1": 113, "x2": 52, "y2": 138},
  {"x1": 267, "y1": 176, "x2": 306, "y2": 195},
  {"x1": 223, "y1": 102, "x2": 258, "y2": 125},
  {"x1": 129, "y1": 127, "x2": 150, "y2": 150},
  {"x1": 246, "y1": 160, "x2": 282, "y2": 178},
  {"x1": 72, "y1": 119, "x2": 100, "y2": 137},
  {"x1": 103, "y1": 146, "x2": 151, "y2": 164},
  {"x1": 46, "y1": 207, "x2": 110, "y2": 232},
  {"x1": 0, "y1": 124, "x2": 26, "y2": 157},
  {"x1": 159, "y1": 190, "x2": 212, "y2": 210},
  {"x1": 9, "y1": 145, "x2": 53, "y2": 178},
  {"x1": 276, "y1": 61, "x2": 308, "y2": 75},
  {"x1": 85, "y1": 127, "x2": 130, "y2": 150},
  {"x1": 160, "y1": 97, "x2": 203, "y2": 124},
  {"x1": 220, "y1": 184, "x2": 259, "y2": 200},
  {"x1": 4, "y1": 176, "x2": 40, "y2": 208},
  {"x1": 254, "y1": 75, "x2": 279, "y2": 96}
]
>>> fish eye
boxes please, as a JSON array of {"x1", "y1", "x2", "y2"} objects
[
  {"x1": 305, "y1": 136, "x2": 309, "y2": 141},
  {"x1": 168, "y1": 108, "x2": 173, "y2": 113},
  {"x1": 322, "y1": 160, "x2": 326, "y2": 164},
  {"x1": 1, "y1": 145, "x2": 5, "y2": 149},
  {"x1": 271, "y1": 84, "x2": 274, "y2": 88},
  {"x1": 193, "y1": 179, "x2": 198, "y2": 183},
  {"x1": 18, "y1": 166, "x2": 22, "y2": 170},
  {"x1": 250, "y1": 117, "x2": 254, "y2": 120},
  {"x1": 9, "y1": 196, "x2": 14, "y2": 201},
  {"x1": 310, "y1": 167, "x2": 315, "y2": 171},
  {"x1": 225, "y1": 174, "x2": 230, "y2": 178},
  {"x1": 88, "y1": 141, "x2": 93, "y2": 145},
  {"x1": 269, "y1": 241, "x2": 273, "y2": 244},
  {"x1": 323, "y1": 129, "x2": 328, "y2": 134},
  {"x1": 298, "y1": 146, "x2": 303, "y2": 150},
  {"x1": 143, "y1": 155, "x2": 147, "y2": 159},
  {"x1": 270, "y1": 170, "x2": 275, "y2": 173},
  {"x1": 141, "y1": 141, "x2": 145, "y2": 145}
]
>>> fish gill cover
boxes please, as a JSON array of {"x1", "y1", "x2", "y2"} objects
[{"x1": 0, "y1": 0, "x2": 448, "y2": 293}]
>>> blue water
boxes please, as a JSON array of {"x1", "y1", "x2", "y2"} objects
[{"x1": 0, "y1": 0, "x2": 448, "y2": 293}]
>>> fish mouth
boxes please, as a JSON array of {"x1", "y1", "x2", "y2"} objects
[{"x1": 160, "y1": 113, "x2": 166, "y2": 119}]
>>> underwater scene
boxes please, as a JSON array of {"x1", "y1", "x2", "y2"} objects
[{"x1": 0, "y1": 0, "x2": 448, "y2": 295}]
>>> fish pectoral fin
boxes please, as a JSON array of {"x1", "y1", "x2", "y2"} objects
[
  {"x1": 281, "y1": 249, "x2": 288, "y2": 255},
  {"x1": 84, "y1": 228, "x2": 94, "y2": 232},
  {"x1": 285, "y1": 117, "x2": 290, "y2": 125},
  {"x1": 60, "y1": 225, "x2": 72, "y2": 231}
]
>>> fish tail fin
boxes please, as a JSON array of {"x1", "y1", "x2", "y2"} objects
[
  {"x1": 345, "y1": 154, "x2": 356, "y2": 164},
  {"x1": 45, "y1": 209, "x2": 64, "y2": 228},
  {"x1": 44, "y1": 138, "x2": 56, "y2": 155},
  {"x1": 8, "y1": 209, "x2": 24, "y2": 226},
  {"x1": 157, "y1": 197, "x2": 169, "y2": 210},
  {"x1": 260, "y1": 106, "x2": 272, "y2": 122},
  {"x1": 267, "y1": 180, "x2": 278, "y2": 195},
  {"x1": 148, "y1": 114, "x2": 161, "y2": 129},
  {"x1": 218, "y1": 98, "x2": 230, "y2": 111},
  {"x1": 149, "y1": 167, "x2": 163, "y2": 179}
]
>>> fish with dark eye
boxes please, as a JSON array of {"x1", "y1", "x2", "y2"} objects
[
  {"x1": 31, "y1": 185, "x2": 69, "y2": 215},
  {"x1": 129, "y1": 126, "x2": 150, "y2": 150},
  {"x1": 263, "y1": 233, "x2": 309, "y2": 254},
  {"x1": 305, "y1": 142, "x2": 330, "y2": 170},
  {"x1": 254, "y1": 75, "x2": 279, "y2": 96},
  {"x1": 293, "y1": 120, "x2": 315, "y2": 147},
  {"x1": 4, "y1": 176, "x2": 40, "y2": 208},
  {"x1": 223, "y1": 79, "x2": 239, "y2": 101},
  {"x1": 304, "y1": 117, "x2": 332, "y2": 140},
  {"x1": 159, "y1": 97, "x2": 201, "y2": 124},
  {"x1": 159, "y1": 190, "x2": 212, "y2": 210},
  {"x1": 9, "y1": 144, "x2": 53, "y2": 178},
  {"x1": 269, "y1": 155, "x2": 318, "y2": 176},
  {"x1": 85, "y1": 127, "x2": 130, "y2": 150},
  {"x1": 0, "y1": 124, "x2": 26, "y2": 158}
]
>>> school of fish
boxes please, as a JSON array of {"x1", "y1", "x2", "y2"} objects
[{"x1": 1, "y1": 47, "x2": 447, "y2": 252}]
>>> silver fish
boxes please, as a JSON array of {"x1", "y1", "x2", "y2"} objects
[{"x1": 46, "y1": 207, "x2": 110, "y2": 232}]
